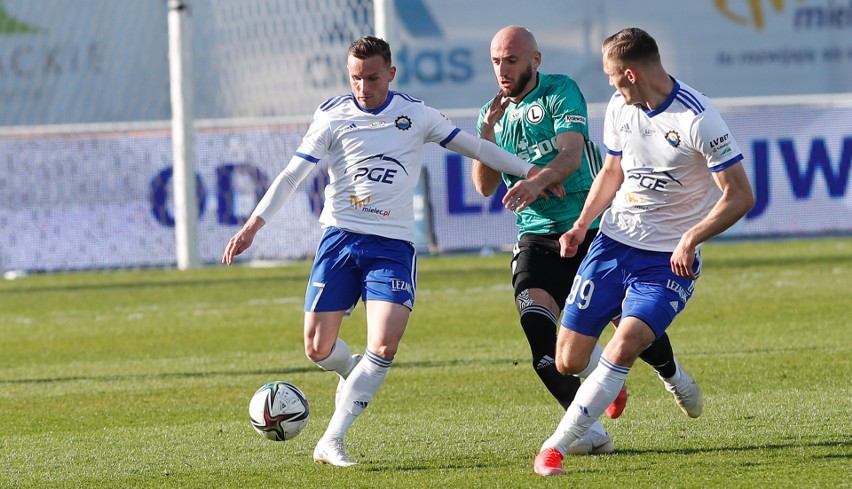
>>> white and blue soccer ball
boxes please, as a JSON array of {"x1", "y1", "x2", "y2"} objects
[{"x1": 249, "y1": 381, "x2": 310, "y2": 441}]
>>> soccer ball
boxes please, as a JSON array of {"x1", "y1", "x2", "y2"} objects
[{"x1": 249, "y1": 381, "x2": 310, "y2": 441}]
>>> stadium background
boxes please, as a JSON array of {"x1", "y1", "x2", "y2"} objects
[{"x1": 0, "y1": 0, "x2": 850, "y2": 272}]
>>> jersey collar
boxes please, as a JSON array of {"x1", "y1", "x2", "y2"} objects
[
  {"x1": 514, "y1": 72, "x2": 541, "y2": 105},
  {"x1": 353, "y1": 91, "x2": 395, "y2": 115},
  {"x1": 643, "y1": 76, "x2": 679, "y2": 118}
]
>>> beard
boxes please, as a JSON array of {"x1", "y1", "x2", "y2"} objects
[{"x1": 505, "y1": 65, "x2": 535, "y2": 98}]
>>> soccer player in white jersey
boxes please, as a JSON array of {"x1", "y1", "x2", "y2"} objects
[
  {"x1": 532, "y1": 28, "x2": 755, "y2": 476},
  {"x1": 222, "y1": 36, "x2": 563, "y2": 467}
]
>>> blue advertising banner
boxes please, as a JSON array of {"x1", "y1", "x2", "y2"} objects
[{"x1": 1, "y1": 102, "x2": 849, "y2": 272}]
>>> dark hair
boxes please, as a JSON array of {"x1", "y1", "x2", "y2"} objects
[
  {"x1": 348, "y1": 36, "x2": 392, "y2": 65},
  {"x1": 602, "y1": 27, "x2": 660, "y2": 66}
]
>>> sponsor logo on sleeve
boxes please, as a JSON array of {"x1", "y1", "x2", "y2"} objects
[
  {"x1": 566, "y1": 114, "x2": 587, "y2": 125},
  {"x1": 710, "y1": 133, "x2": 731, "y2": 153}
]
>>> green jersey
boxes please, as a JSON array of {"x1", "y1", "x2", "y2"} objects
[{"x1": 477, "y1": 73, "x2": 600, "y2": 236}]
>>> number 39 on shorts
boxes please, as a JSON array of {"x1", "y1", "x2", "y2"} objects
[{"x1": 566, "y1": 276, "x2": 595, "y2": 309}]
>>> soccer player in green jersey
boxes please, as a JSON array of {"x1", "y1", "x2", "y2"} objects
[{"x1": 474, "y1": 26, "x2": 698, "y2": 455}]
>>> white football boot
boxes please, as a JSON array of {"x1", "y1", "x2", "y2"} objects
[
  {"x1": 313, "y1": 438, "x2": 357, "y2": 467},
  {"x1": 660, "y1": 360, "x2": 704, "y2": 418},
  {"x1": 565, "y1": 421, "x2": 615, "y2": 455}
]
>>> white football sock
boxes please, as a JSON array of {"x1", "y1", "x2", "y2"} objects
[
  {"x1": 574, "y1": 343, "x2": 604, "y2": 378},
  {"x1": 313, "y1": 338, "x2": 358, "y2": 378},
  {"x1": 662, "y1": 358, "x2": 683, "y2": 383},
  {"x1": 322, "y1": 349, "x2": 392, "y2": 441},
  {"x1": 542, "y1": 355, "x2": 629, "y2": 455}
]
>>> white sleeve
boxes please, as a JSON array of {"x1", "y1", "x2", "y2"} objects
[
  {"x1": 251, "y1": 156, "x2": 316, "y2": 222},
  {"x1": 602, "y1": 92, "x2": 622, "y2": 155},
  {"x1": 444, "y1": 129, "x2": 534, "y2": 177}
]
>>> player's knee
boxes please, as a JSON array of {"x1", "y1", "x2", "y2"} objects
[
  {"x1": 555, "y1": 355, "x2": 585, "y2": 376},
  {"x1": 367, "y1": 344, "x2": 397, "y2": 360},
  {"x1": 305, "y1": 344, "x2": 331, "y2": 363}
]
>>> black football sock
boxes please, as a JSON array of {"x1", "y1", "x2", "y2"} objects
[
  {"x1": 639, "y1": 332, "x2": 677, "y2": 378},
  {"x1": 520, "y1": 307, "x2": 580, "y2": 410}
]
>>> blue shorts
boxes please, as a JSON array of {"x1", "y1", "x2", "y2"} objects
[
  {"x1": 560, "y1": 233, "x2": 701, "y2": 339},
  {"x1": 305, "y1": 227, "x2": 417, "y2": 313}
]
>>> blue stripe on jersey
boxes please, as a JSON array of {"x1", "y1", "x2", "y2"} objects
[
  {"x1": 678, "y1": 89, "x2": 705, "y2": 113},
  {"x1": 356, "y1": 92, "x2": 395, "y2": 114},
  {"x1": 600, "y1": 356, "x2": 631, "y2": 375},
  {"x1": 394, "y1": 91, "x2": 422, "y2": 103},
  {"x1": 603, "y1": 143, "x2": 622, "y2": 156},
  {"x1": 295, "y1": 151, "x2": 320, "y2": 163},
  {"x1": 709, "y1": 153, "x2": 744, "y2": 172},
  {"x1": 675, "y1": 94, "x2": 700, "y2": 115},
  {"x1": 645, "y1": 79, "x2": 679, "y2": 117},
  {"x1": 320, "y1": 94, "x2": 352, "y2": 112},
  {"x1": 676, "y1": 92, "x2": 705, "y2": 115},
  {"x1": 438, "y1": 127, "x2": 461, "y2": 147}
]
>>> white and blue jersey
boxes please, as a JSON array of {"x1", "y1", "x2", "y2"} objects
[
  {"x1": 295, "y1": 90, "x2": 462, "y2": 243},
  {"x1": 601, "y1": 78, "x2": 744, "y2": 252},
  {"x1": 254, "y1": 89, "x2": 531, "y2": 312}
]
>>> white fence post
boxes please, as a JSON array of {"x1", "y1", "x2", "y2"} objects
[{"x1": 168, "y1": 0, "x2": 200, "y2": 269}]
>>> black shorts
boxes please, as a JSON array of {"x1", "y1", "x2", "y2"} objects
[{"x1": 510, "y1": 228, "x2": 599, "y2": 305}]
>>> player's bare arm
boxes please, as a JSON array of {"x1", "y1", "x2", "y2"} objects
[
  {"x1": 671, "y1": 162, "x2": 754, "y2": 278},
  {"x1": 503, "y1": 131, "x2": 584, "y2": 210},
  {"x1": 559, "y1": 153, "x2": 624, "y2": 257},
  {"x1": 222, "y1": 215, "x2": 266, "y2": 265},
  {"x1": 472, "y1": 91, "x2": 511, "y2": 196},
  {"x1": 472, "y1": 160, "x2": 503, "y2": 197}
]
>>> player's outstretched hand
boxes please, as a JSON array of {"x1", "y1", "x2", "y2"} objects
[
  {"x1": 222, "y1": 216, "x2": 265, "y2": 266},
  {"x1": 559, "y1": 227, "x2": 586, "y2": 257},
  {"x1": 503, "y1": 166, "x2": 566, "y2": 211},
  {"x1": 222, "y1": 230, "x2": 254, "y2": 266}
]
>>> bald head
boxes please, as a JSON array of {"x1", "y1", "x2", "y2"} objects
[
  {"x1": 491, "y1": 25, "x2": 539, "y2": 60},
  {"x1": 490, "y1": 25, "x2": 541, "y2": 100}
]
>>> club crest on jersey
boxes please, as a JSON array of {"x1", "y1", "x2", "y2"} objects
[
  {"x1": 395, "y1": 115, "x2": 412, "y2": 131},
  {"x1": 665, "y1": 130, "x2": 681, "y2": 147},
  {"x1": 525, "y1": 104, "x2": 544, "y2": 124}
]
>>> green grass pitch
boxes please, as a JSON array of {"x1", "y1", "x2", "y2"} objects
[{"x1": 1, "y1": 238, "x2": 849, "y2": 488}]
